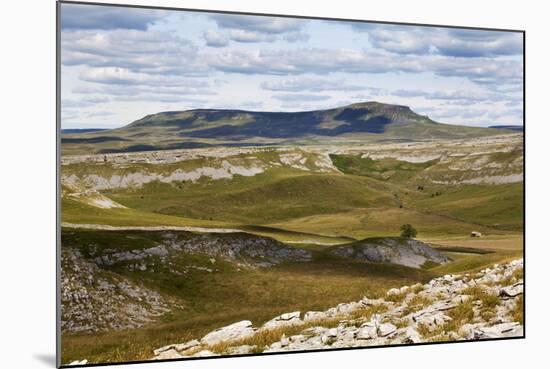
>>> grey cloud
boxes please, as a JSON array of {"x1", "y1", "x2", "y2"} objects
[
  {"x1": 209, "y1": 13, "x2": 308, "y2": 44},
  {"x1": 203, "y1": 29, "x2": 229, "y2": 47},
  {"x1": 79, "y1": 67, "x2": 211, "y2": 88},
  {"x1": 62, "y1": 97, "x2": 109, "y2": 109},
  {"x1": 207, "y1": 48, "x2": 521, "y2": 87},
  {"x1": 283, "y1": 32, "x2": 310, "y2": 43},
  {"x1": 261, "y1": 78, "x2": 365, "y2": 92},
  {"x1": 85, "y1": 111, "x2": 116, "y2": 118},
  {"x1": 272, "y1": 93, "x2": 331, "y2": 102},
  {"x1": 211, "y1": 14, "x2": 303, "y2": 34},
  {"x1": 228, "y1": 29, "x2": 277, "y2": 43},
  {"x1": 438, "y1": 29, "x2": 523, "y2": 57},
  {"x1": 72, "y1": 82, "x2": 216, "y2": 99},
  {"x1": 392, "y1": 88, "x2": 519, "y2": 104},
  {"x1": 352, "y1": 23, "x2": 522, "y2": 57},
  {"x1": 61, "y1": 4, "x2": 165, "y2": 31},
  {"x1": 113, "y1": 95, "x2": 210, "y2": 104},
  {"x1": 368, "y1": 28, "x2": 431, "y2": 55},
  {"x1": 207, "y1": 49, "x2": 411, "y2": 75},
  {"x1": 350, "y1": 88, "x2": 389, "y2": 98},
  {"x1": 62, "y1": 29, "x2": 205, "y2": 76},
  {"x1": 241, "y1": 101, "x2": 264, "y2": 109}
]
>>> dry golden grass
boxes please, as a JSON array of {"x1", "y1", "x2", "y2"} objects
[
  {"x1": 499, "y1": 267, "x2": 524, "y2": 287},
  {"x1": 348, "y1": 304, "x2": 389, "y2": 322},
  {"x1": 446, "y1": 301, "x2": 475, "y2": 331},
  {"x1": 385, "y1": 291, "x2": 408, "y2": 303},
  {"x1": 461, "y1": 285, "x2": 500, "y2": 309},
  {"x1": 416, "y1": 300, "x2": 475, "y2": 340},
  {"x1": 425, "y1": 235, "x2": 523, "y2": 251},
  {"x1": 402, "y1": 295, "x2": 433, "y2": 316},
  {"x1": 511, "y1": 295, "x2": 524, "y2": 325},
  {"x1": 207, "y1": 318, "x2": 342, "y2": 354}
]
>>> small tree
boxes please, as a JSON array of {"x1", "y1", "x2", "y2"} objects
[{"x1": 400, "y1": 224, "x2": 417, "y2": 238}]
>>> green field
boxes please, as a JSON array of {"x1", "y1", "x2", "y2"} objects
[
  {"x1": 60, "y1": 136, "x2": 523, "y2": 364},
  {"x1": 60, "y1": 228, "x2": 521, "y2": 363}
]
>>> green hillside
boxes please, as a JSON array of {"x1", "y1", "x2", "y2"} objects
[{"x1": 61, "y1": 101, "x2": 517, "y2": 155}]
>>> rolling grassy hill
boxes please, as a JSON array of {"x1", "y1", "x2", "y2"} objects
[
  {"x1": 59, "y1": 104, "x2": 523, "y2": 364},
  {"x1": 61, "y1": 101, "x2": 517, "y2": 155}
]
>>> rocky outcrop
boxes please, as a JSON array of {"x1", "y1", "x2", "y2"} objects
[
  {"x1": 151, "y1": 259, "x2": 523, "y2": 359},
  {"x1": 79, "y1": 230, "x2": 312, "y2": 270},
  {"x1": 201, "y1": 321, "x2": 256, "y2": 346},
  {"x1": 61, "y1": 249, "x2": 171, "y2": 333},
  {"x1": 329, "y1": 237, "x2": 450, "y2": 268},
  {"x1": 261, "y1": 311, "x2": 301, "y2": 330},
  {"x1": 175, "y1": 233, "x2": 312, "y2": 267},
  {"x1": 61, "y1": 230, "x2": 312, "y2": 332}
]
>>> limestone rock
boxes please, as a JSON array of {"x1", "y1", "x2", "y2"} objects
[
  {"x1": 201, "y1": 320, "x2": 255, "y2": 346},
  {"x1": 329, "y1": 237, "x2": 450, "y2": 269},
  {"x1": 357, "y1": 323, "x2": 378, "y2": 340},
  {"x1": 192, "y1": 350, "x2": 217, "y2": 357},
  {"x1": 154, "y1": 349, "x2": 184, "y2": 360},
  {"x1": 68, "y1": 360, "x2": 88, "y2": 366},
  {"x1": 474, "y1": 322, "x2": 523, "y2": 339},
  {"x1": 262, "y1": 311, "x2": 301, "y2": 330},
  {"x1": 226, "y1": 345, "x2": 256, "y2": 355},
  {"x1": 499, "y1": 282, "x2": 524, "y2": 299},
  {"x1": 304, "y1": 311, "x2": 327, "y2": 321},
  {"x1": 403, "y1": 327, "x2": 422, "y2": 343},
  {"x1": 145, "y1": 258, "x2": 524, "y2": 360},
  {"x1": 378, "y1": 323, "x2": 397, "y2": 337},
  {"x1": 153, "y1": 339, "x2": 200, "y2": 356}
]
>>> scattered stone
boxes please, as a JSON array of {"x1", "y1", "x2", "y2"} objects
[
  {"x1": 262, "y1": 311, "x2": 301, "y2": 330},
  {"x1": 357, "y1": 323, "x2": 378, "y2": 340},
  {"x1": 387, "y1": 288, "x2": 401, "y2": 296},
  {"x1": 154, "y1": 349, "x2": 183, "y2": 360},
  {"x1": 149, "y1": 258, "x2": 524, "y2": 359},
  {"x1": 499, "y1": 282, "x2": 524, "y2": 299},
  {"x1": 403, "y1": 327, "x2": 422, "y2": 343},
  {"x1": 68, "y1": 360, "x2": 88, "y2": 366},
  {"x1": 330, "y1": 238, "x2": 450, "y2": 269},
  {"x1": 200, "y1": 320, "x2": 255, "y2": 346},
  {"x1": 474, "y1": 322, "x2": 523, "y2": 339},
  {"x1": 192, "y1": 350, "x2": 217, "y2": 357},
  {"x1": 226, "y1": 345, "x2": 256, "y2": 355},
  {"x1": 378, "y1": 323, "x2": 397, "y2": 337},
  {"x1": 174, "y1": 340, "x2": 200, "y2": 352},
  {"x1": 304, "y1": 311, "x2": 327, "y2": 321},
  {"x1": 154, "y1": 339, "x2": 201, "y2": 356},
  {"x1": 360, "y1": 297, "x2": 388, "y2": 306}
]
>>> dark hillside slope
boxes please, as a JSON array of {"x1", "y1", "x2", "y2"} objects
[{"x1": 61, "y1": 101, "x2": 518, "y2": 154}]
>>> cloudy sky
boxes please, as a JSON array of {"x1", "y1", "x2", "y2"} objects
[{"x1": 60, "y1": 3, "x2": 523, "y2": 129}]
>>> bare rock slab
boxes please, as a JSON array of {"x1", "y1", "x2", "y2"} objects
[{"x1": 201, "y1": 320, "x2": 255, "y2": 346}]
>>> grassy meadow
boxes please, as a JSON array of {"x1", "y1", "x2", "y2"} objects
[{"x1": 60, "y1": 137, "x2": 523, "y2": 364}]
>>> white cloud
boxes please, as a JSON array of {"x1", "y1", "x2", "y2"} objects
[
  {"x1": 392, "y1": 88, "x2": 519, "y2": 104},
  {"x1": 62, "y1": 29, "x2": 204, "y2": 76},
  {"x1": 203, "y1": 29, "x2": 228, "y2": 47},
  {"x1": 261, "y1": 78, "x2": 365, "y2": 92},
  {"x1": 209, "y1": 13, "x2": 309, "y2": 44},
  {"x1": 272, "y1": 93, "x2": 331, "y2": 102},
  {"x1": 212, "y1": 14, "x2": 303, "y2": 34},
  {"x1": 228, "y1": 29, "x2": 276, "y2": 43},
  {"x1": 352, "y1": 23, "x2": 523, "y2": 57},
  {"x1": 368, "y1": 28, "x2": 431, "y2": 54},
  {"x1": 61, "y1": 4, "x2": 166, "y2": 31},
  {"x1": 60, "y1": 8, "x2": 523, "y2": 129},
  {"x1": 79, "y1": 67, "x2": 209, "y2": 87},
  {"x1": 206, "y1": 48, "x2": 522, "y2": 88}
]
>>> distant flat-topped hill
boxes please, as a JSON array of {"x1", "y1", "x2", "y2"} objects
[
  {"x1": 489, "y1": 125, "x2": 524, "y2": 132},
  {"x1": 61, "y1": 101, "x2": 519, "y2": 155}
]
